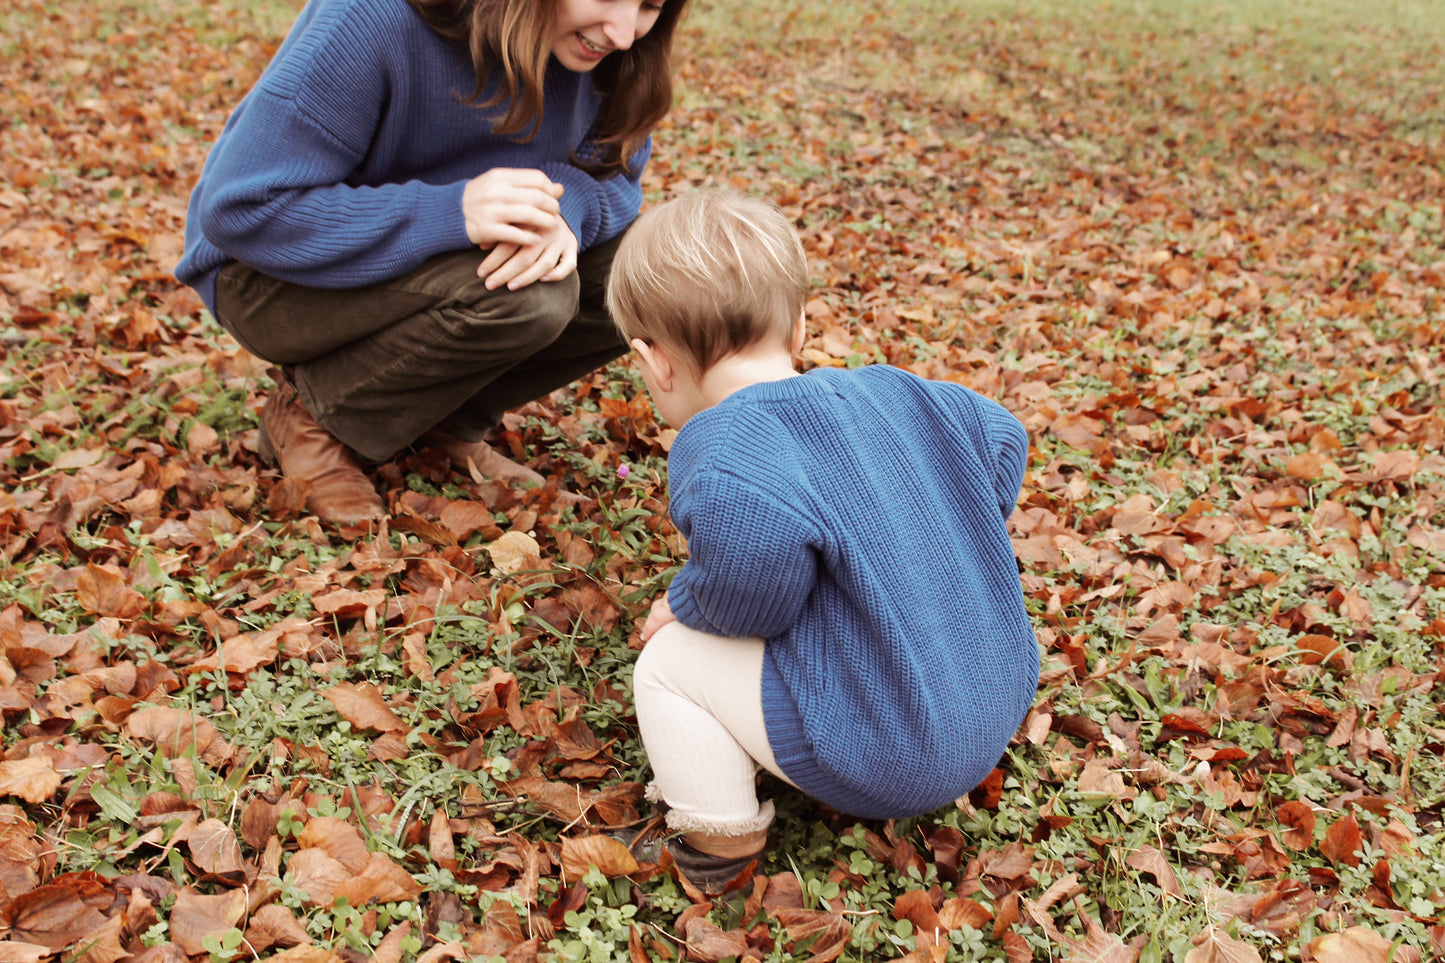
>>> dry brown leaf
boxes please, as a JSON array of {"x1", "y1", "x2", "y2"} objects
[
  {"x1": 1276, "y1": 801, "x2": 1316, "y2": 850},
  {"x1": 682, "y1": 917, "x2": 749, "y2": 962},
  {"x1": 296, "y1": 817, "x2": 371, "y2": 874},
  {"x1": 0, "y1": 941, "x2": 51, "y2": 963},
  {"x1": 187, "y1": 630, "x2": 280, "y2": 675},
  {"x1": 244, "y1": 904, "x2": 311, "y2": 952},
  {"x1": 0, "y1": 759, "x2": 61, "y2": 805},
  {"x1": 284, "y1": 848, "x2": 349, "y2": 907},
  {"x1": 370, "y1": 921, "x2": 415, "y2": 963},
  {"x1": 773, "y1": 908, "x2": 851, "y2": 963},
  {"x1": 168, "y1": 888, "x2": 247, "y2": 956},
  {"x1": 560, "y1": 835, "x2": 640, "y2": 883},
  {"x1": 125, "y1": 707, "x2": 233, "y2": 765},
  {"x1": 331, "y1": 852, "x2": 423, "y2": 906},
  {"x1": 184, "y1": 819, "x2": 246, "y2": 881},
  {"x1": 1184, "y1": 928, "x2": 1263, "y2": 963},
  {"x1": 1125, "y1": 845, "x2": 1183, "y2": 898},
  {"x1": 73, "y1": 913, "x2": 126, "y2": 963},
  {"x1": 429, "y1": 807, "x2": 455, "y2": 863},
  {"x1": 1320, "y1": 813, "x2": 1364, "y2": 867},
  {"x1": 74, "y1": 564, "x2": 147, "y2": 619},
  {"x1": 0, "y1": 884, "x2": 108, "y2": 950},
  {"x1": 322, "y1": 682, "x2": 408, "y2": 733},
  {"x1": 1065, "y1": 901, "x2": 1134, "y2": 962},
  {"x1": 266, "y1": 946, "x2": 345, "y2": 963},
  {"x1": 894, "y1": 890, "x2": 945, "y2": 945},
  {"x1": 487, "y1": 531, "x2": 541, "y2": 574},
  {"x1": 937, "y1": 897, "x2": 992, "y2": 931},
  {"x1": 1307, "y1": 925, "x2": 1395, "y2": 963}
]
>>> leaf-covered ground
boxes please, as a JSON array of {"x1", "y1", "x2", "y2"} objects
[{"x1": 1, "y1": 0, "x2": 1443, "y2": 960}]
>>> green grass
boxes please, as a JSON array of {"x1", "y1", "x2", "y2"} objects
[{"x1": 2, "y1": 0, "x2": 1443, "y2": 960}]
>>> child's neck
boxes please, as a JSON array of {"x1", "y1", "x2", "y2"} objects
[{"x1": 694, "y1": 347, "x2": 799, "y2": 412}]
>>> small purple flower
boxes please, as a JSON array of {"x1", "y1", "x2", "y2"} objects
[{"x1": 617, "y1": 463, "x2": 631, "y2": 479}]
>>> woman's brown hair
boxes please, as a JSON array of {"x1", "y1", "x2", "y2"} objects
[{"x1": 408, "y1": 0, "x2": 686, "y2": 175}]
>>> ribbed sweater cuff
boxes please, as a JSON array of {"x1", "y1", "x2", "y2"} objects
[
  {"x1": 545, "y1": 164, "x2": 601, "y2": 249},
  {"x1": 415, "y1": 181, "x2": 473, "y2": 255},
  {"x1": 665, "y1": 583, "x2": 713, "y2": 637}
]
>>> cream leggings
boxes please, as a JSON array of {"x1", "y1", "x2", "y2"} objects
[{"x1": 632, "y1": 622, "x2": 794, "y2": 837}]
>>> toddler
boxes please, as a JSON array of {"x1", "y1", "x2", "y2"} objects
[{"x1": 606, "y1": 190, "x2": 1039, "y2": 890}]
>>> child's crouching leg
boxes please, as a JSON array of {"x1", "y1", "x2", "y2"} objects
[{"x1": 632, "y1": 622, "x2": 779, "y2": 858}]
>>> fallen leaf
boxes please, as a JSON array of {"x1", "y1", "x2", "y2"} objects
[
  {"x1": 125, "y1": 708, "x2": 234, "y2": 765},
  {"x1": 487, "y1": 531, "x2": 541, "y2": 575},
  {"x1": 1126, "y1": 845, "x2": 1183, "y2": 897},
  {"x1": 184, "y1": 819, "x2": 245, "y2": 881},
  {"x1": 168, "y1": 888, "x2": 247, "y2": 956},
  {"x1": 1321, "y1": 813, "x2": 1364, "y2": 867},
  {"x1": 0, "y1": 885, "x2": 109, "y2": 950},
  {"x1": 560, "y1": 835, "x2": 640, "y2": 883},
  {"x1": 1308, "y1": 925, "x2": 1395, "y2": 963},
  {"x1": 1185, "y1": 927, "x2": 1264, "y2": 962},
  {"x1": 0, "y1": 759, "x2": 61, "y2": 805},
  {"x1": 322, "y1": 681, "x2": 408, "y2": 733}
]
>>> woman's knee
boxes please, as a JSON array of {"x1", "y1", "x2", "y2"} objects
[{"x1": 446, "y1": 272, "x2": 581, "y2": 346}]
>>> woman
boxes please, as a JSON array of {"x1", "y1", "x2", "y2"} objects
[{"x1": 176, "y1": 0, "x2": 687, "y2": 524}]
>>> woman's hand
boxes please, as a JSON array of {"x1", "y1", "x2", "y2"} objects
[
  {"x1": 478, "y1": 215, "x2": 579, "y2": 290},
  {"x1": 639, "y1": 594, "x2": 677, "y2": 642},
  {"x1": 462, "y1": 167, "x2": 563, "y2": 248}
]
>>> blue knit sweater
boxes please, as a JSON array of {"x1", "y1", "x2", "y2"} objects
[
  {"x1": 664, "y1": 365, "x2": 1038, "y2": 819},
  {"x1": 175, "y1": 0, "x2": 648, "y2": 313}
]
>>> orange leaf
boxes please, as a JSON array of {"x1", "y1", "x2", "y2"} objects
[
  {"x1": 297, "y1": 817, "x2": 371, "y2": 874},
  {"x1": 560, "y1": 835, "x2": 640, "y2": 883},
  {"x1": 74, "y1": 564, "x2": 146, "y2": 619},
  {"x1": 1320, "y1": 813, "x2": 1364, "y2": 867},
  {"x1": 322, "y1": 682, "x2": 408, "y2": 733},
  {"x1": 1184, "y1": 927, "x2": 1264, "y2": 962},
  {"x1": 894, "y1": 890, "x2": 945, "y2": 945},
  {"x1": 1126, "y1": 845, "x2": 1183, "y2": 897},
  {"x1": 1307, "y1": 925, "x2": 1395, "y2": 963},
  {"x1": 1295, "y1": 634, "x2": 1350, "y2": 673},
  {"x1": 125, "y1": 707, "x2": 234, "y2": 765},
  {"x1": 1276, "y1": 801, "x2": 1316, "y2": 850},
  {"x1": 937, "y1": 897, "x2": 992, "y2": 931},
  {"x1": 331, "y1": 852, "x2": 423, "y2": 906},
  {"x1": 169, "y1": 888, "x2": 247, "y2": 957},
  {"x1": 0, "y1": 884, "x2": 109, "y2": 950},
  {"x1": 183, "y1": 819, "x2": 245, "y2": 881},
  {"x1": 0, "y1": 758, "x2": 61, "y2": 805}
]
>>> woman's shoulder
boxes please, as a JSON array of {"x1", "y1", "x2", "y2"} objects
[{"x1": 275, "y1": 0, "x2": 431, "y2": 60}]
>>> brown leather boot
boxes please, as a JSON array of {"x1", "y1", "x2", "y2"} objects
[
  {"x1": 259, "y1": 368, "x2": 386, "y2": 525},
  {"x1": 419, "y1": 427, "x2": 548, "y2": 487}
]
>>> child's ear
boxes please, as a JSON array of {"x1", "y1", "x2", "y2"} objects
[
  {"x1": 790, "y1": 310, "x2": 807, "y2": 355},
  {"x1": 630, "y1": 338, "x2": 676, "y2": 392}
]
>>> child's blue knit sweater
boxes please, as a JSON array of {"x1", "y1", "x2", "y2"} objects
[
  {"x1": 664, "y1": 365, "x2": 1038, "y2": 819},
  {"x1": 175, "y1": 0, "x2": 647, "y2": 313}
]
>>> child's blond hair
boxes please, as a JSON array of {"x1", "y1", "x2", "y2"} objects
[{"x1": 607, "y1": 190, "x2": 809, "y2": 375}]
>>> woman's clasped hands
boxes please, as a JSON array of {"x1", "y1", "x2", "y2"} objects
[{"x1": 462, "y1": 167, "x2": 578, "y2": 291}]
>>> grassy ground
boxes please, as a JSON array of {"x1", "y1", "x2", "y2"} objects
[{"x1": 0, "y1": 0, "x2": 1443, "y2": 961}]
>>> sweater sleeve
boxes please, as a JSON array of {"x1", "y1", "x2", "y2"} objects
[
  {"x1": 186, "y1": 4, "x2": 477, "y2": 289},
  {"x1": 541, "y1": 137, "x2": 649, "y2": 250},
  {"x1": 665, "y1": 467, "x2": 821, "y2": 640},
  {"x1": 190, "y1": 89, "x2": 472, "y2": 289},
  {"x1": 982, "y1": 401, "x2": 1029, "y2": 520}
]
